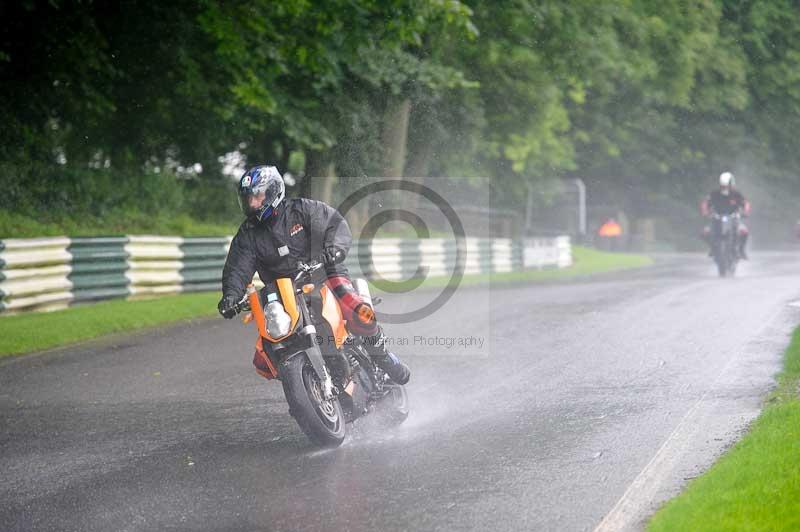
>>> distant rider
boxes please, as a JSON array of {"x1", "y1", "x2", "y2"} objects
[
  {"x1": 701, "y1": 172, "x2": 750, "y2": 259},
  {"x1": 217, "y1": 165, "x2": 410, "y2": 384}
]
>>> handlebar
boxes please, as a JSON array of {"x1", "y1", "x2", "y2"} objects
[
  {"x1": 231, "y1": 293, "x2": 250, "y2": 315},
  {"x1": 293, "y1": 260, "x2": 326, "y2": 283},
  {"x1": 710, "y1": 211, "x2": 742, "y2": 219},
  {"x1": 226, "y1": 260, "x2": 328, "y2": 318}
]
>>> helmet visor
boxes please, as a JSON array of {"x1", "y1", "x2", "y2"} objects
[{"x1": 238, "y1": 178, "x2": 283, "y2": 219}]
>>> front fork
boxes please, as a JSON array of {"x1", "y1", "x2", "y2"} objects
[{"x1": 291, "y1": 295, "x2": 335, "y2": 400}]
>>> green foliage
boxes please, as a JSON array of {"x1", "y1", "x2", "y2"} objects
[
  {"x1": 197, "y1": 0, "x2": 475, "y2": 173},
  {"x1": 0, "y1": 209, "x2": 238, "y2": 239},
  {"x1": 0, "y1": 163, "x2": 239, "y2": 238},
  {"x1": 2, "y1": 0, "x2": 800, "y2": 242}
]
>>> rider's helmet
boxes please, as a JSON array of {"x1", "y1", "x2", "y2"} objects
[
  {"x1": 719, "y1": 171, "x2": 735, "y2": 195},
  {"x1": 238, "y1": 165, "x2": 285, "y2": 222}
]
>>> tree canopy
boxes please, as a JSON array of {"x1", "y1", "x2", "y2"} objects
[{"x1": 2, "y1": 0, "x2": 799, "y2": 243}]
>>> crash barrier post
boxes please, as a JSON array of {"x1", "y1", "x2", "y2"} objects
[{"x1": 0, "y1": 235, "x2": 571, "y2": 314}]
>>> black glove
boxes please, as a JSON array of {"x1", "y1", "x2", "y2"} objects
[
  {"x1": 323, "y1": 247, "x2": 346, "y2": 266},
  {"x1": 218, "y1": 295, "x2": 239, "y2": 319}
]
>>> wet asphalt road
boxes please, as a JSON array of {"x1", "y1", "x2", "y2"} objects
[{"x1": 2, "y1": 252, "x2": 799, "y2": 532}]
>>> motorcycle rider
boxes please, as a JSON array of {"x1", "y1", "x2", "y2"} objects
[
  {"x1": 701, "y1": 171, "x2": 750, "y2": 259},
  {"x1": 217, "y1": 165, "x2": 411, "y2": 385}
]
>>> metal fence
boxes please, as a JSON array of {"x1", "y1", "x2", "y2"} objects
[{"x1": 0, "y1": 235, "x2": 571, "y2": 314}]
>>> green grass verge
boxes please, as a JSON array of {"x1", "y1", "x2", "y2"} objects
[
  {"x1": 0, "y1": 210, "x2": 237, "y2": 238},
  {"x1": 370, "y1": 245, "x2": 653, "y2": 292},
  {"x1": 648, "y1": 328, "x2": 800, "y2": 532},
  {"x1": 0, "y1": 292, "x2": 218, "y2": 358},
  {"x1": 0, "y1": 246, "x2": 651, "y2": 358}
]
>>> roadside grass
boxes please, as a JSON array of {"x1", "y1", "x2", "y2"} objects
[
  {"x1": 0, "y1": 292, "x2": 218, "y2": 358},
  {"x1": 0, "y1": 246, "x2": 651, "y2": 358},
  {"x1": 492, "y1": 245, "x2": 653, "y2": 283},
  {"x1": 0, "y1": 210, "x2": 237, "y2": 238},
  {"x1": 648, "y1": 328, "x2": 800, "y2": 532},
  {"x1": 370, "y1": 245, "x2": 653, "y2": 292}
]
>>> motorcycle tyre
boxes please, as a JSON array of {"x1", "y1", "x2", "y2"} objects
[
  {"x1": 716, "y1": 259, "x2": 727, "y2": 277},
  {"x1": 282, "y1": 355, "x2": 346, "y2": 448},
  {"x1": 375, "y1": 384, "x2": 410, "y2": 427},
  {"x1": 715, "y1": 240, "x2": 728, "y2": 277}
]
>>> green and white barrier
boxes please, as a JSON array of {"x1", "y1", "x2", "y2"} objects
[
  {"x1": 122, "y1": 236, "x2": 229, "y2": 296},
  {"x1": 523, "y1": 236, "x2": 572, "y2": 269},
  {"x1": 0, "y1": 238, "x2": 73, "y2": 312},
  {"x1": 0, "y1": 235, "x2": 571, "y2": 314}
]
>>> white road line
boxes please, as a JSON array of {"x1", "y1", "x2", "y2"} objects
[{"x1": 593, "y1": 305, "x2": 788, "y2": 532}]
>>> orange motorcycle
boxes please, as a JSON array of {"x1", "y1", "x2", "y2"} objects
[{"x1": 230, "y1": 261, "x2": 408, "y2": 447}]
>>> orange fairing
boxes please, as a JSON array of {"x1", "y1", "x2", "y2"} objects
[
  {"x1": 247, "y1": 285, "x2": 277, "y2": 379},
  {"x1": 320, "y1": 285, "x2": 347, "y2": 348},
  {"x1": 253, "y1": 337, "x2": 278, "y2": 379},
  {"x1": 269, "y1": 278, "x2": 300, "y2": 341},
  {"x1": 275, "y1": 278, "x2": 299, "y2": 325},
  {"x1": 247, "y1": 285, "x2": 268, "y2": 339}
]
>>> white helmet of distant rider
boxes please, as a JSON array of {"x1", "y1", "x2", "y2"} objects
[{"x1": 719, "y1": 172, "x2": 735, "y2": 195}]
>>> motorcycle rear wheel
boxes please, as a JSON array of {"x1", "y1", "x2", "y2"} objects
[
  {"x1": 281, "y1": 355, "x2": 346, "y2": 448},
  {"x1": 376, "y1": 384, "x2": 409, "y2": 427}
]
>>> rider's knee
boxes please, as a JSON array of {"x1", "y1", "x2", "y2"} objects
[{"x1": 325, "y1": 275, "x2": 379, "y2": 336}]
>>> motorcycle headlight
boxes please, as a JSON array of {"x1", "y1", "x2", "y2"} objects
[{"x1": 265, "y1": 301, "x2": 292, "y2": 338}]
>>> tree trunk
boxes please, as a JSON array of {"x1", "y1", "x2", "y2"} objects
[
  {"x1": 303, "y1": 150, "x2": 336, "y2": 204},
  {"x1": 404, "y1": 123, "x2": 435, "y2": 199},
  {"x1": 403, "y1": 139, "x2": 433, "y2": 181},
  {"x1": 380, "y1": 97, "x2": 411, "y2": 178},
  {"x1": 277, "y1": 140, "x2": 291, "y2": 174}
]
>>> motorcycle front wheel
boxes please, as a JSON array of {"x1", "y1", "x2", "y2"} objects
[
  {"x1": 281, "y1": 355, "x2": 346, "y2": 448},
  {"x1": 715, "y1": 240, "x2": 728, "y2": 277}
]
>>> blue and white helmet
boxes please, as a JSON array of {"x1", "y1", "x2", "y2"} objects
[{"x1": 238, "y1": 165, "x2": 285, "y2": 221}]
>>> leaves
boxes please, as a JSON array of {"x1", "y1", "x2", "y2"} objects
[{"x1": 3, "y1": 0, "x2": 800, "y2": 237}]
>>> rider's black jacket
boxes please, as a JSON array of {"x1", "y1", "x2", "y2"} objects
[
  {"x1": 222, "y1": 198, "x2": 352, "y2": 301},
  {"x1": 706, "y1": 188, "x2": 747, "y2": 215}
]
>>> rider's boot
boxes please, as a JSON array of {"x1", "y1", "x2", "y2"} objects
[
  {"x1": 363, "y1": 326, "x2": 411, "y2": 385},
  {"x1": 703, "y1": 227, "x2": 713, "y2": 256},
  {"x1": 738, "y1": 232, "x2": 749, "y2": 260}
]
